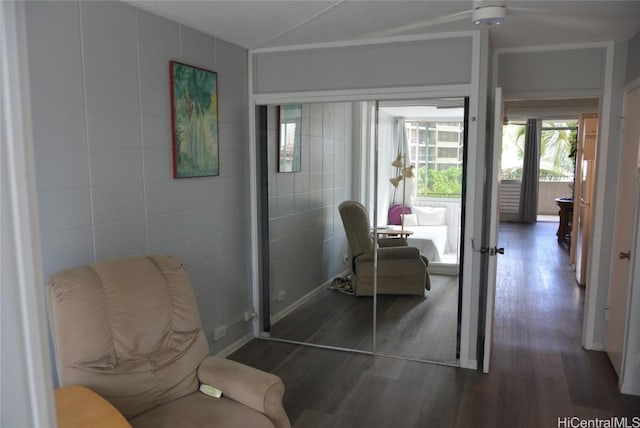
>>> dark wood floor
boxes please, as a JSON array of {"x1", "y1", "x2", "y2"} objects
[
  {"x1": 269, "y1": 274, "x2": 458, "y2": 362},
  {"x1": 230, "y1": 222, "x2": 640, "y2": 427}
]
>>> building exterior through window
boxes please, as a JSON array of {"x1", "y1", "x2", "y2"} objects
[{"x1": 405, "y1": 121, "x2": 464, "y2": 198}]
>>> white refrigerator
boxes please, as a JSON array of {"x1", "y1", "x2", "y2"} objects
[{"x1": 573, "y1": 114, "x2": 598, "y2": 286}]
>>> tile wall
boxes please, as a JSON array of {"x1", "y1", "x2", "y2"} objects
[
  {"x1": 25, "y1": 1, "x2": 251, "y2": 365},
  {"x1": 267, "y1": 103, "x2": 354, "y2": 317}
]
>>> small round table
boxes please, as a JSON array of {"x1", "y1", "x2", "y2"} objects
[{"x1": 372, "y1": 228, "x2": 414, "y2": 239}]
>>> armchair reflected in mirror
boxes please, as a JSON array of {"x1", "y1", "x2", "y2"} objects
[{"x1": 278, "y1": 104, "x2": 302, "y2": 172}]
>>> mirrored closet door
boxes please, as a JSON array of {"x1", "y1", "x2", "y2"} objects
[
  {"x1": 373, "y1": 99, "x2": 466, "y2": 364},
  {"x1": 262, "y1": 102, "x2": 374, "y2": 353},
  {"x1": 259, "y1": 98, "x2": 465, "y2": 365}
]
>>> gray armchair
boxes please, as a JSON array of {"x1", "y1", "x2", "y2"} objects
[
  {"x1": 338, "y1": 200, "x2": 431, "y2": 296},
  {"x1": 47, "y1": 255, "x2": 290, "y2": 428}
]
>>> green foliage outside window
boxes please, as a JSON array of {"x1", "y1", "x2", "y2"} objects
[
  {"x1": 500, "y1": 120, "x2": 577, "y2": 182},
  {"x1": 416, "y1": 166, "x2": 463, "y2": 198}
]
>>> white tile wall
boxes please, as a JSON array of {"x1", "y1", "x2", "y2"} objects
[
  {"x1": 137, "y1": 14, "x2": 179, "y2": 117},
  {"x1": 37, "y1": 189, "x2": 92, "y2": 234},
  {"x1": 26, "y1": 2, "x2": 86, "y2": 150},
  {"x1": 94, "y1": 218, "x2": 147, "y2": 260},
  {"x1": 146, "y1": 212, "x2": 188, "y2": 249},
  {"x1": 40, "y1": 228, "x2": 95, "y2": 281},
  {"x1": 26, "y1": 1, "x2": 252, "y2": 359},
  {"x1": 268, "y1": 103, "x2": 353, "y2": 316},
  {"x1": 180, "y1": 26, "x2": 216, "y2": 71},
  {"x1": 89, "y1": 148, "x2": 143, "y2": 186},
  {"x1": 34, "y1": 147, "x2": 90, "y2": 190}
]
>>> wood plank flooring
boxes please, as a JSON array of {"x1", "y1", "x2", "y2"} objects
[
  {"x1": 269, "y1": 273, "x2": 458, "y2": 361},
  {"x1": 229, "y1": 222, "x2": 640, "y2": 427}
]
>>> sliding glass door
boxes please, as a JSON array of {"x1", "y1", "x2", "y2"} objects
[
  {"x1": 258, "y1": 98, "x2": 467, "y2": 365},
  {"x1": 260, "y1": 102, "x2": 373, "y2": 353},
  {"x1": 373, "y1": 99, "x2": 466, "y2": 363}
]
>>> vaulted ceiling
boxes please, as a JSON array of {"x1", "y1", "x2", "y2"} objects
[{"x1": 127, "y1": 1, "x2": 640, "y2": 50}]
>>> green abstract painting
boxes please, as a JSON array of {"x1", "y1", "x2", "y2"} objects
[{"x1": 170, "y1": 61, "x2": 219, "y2": 178}]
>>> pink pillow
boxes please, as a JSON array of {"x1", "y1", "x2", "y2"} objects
[{"x1": 388, "y1": 204, "x2": 411, "y2": 225}]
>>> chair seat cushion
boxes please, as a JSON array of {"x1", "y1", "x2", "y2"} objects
[{"x1": 129, "y1": 392, "x2": 274, "y2": 428}]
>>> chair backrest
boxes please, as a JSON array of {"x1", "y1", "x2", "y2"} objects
[
  {"x1": 339, "y1": 200, "x2": 373, "y2": 257},
  {"x1": 47, "y1": 255, "x2": 209, "y2": 419}
]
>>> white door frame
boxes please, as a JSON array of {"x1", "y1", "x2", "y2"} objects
[
  {"x1": 481, "y1": 87, "x2": 503, "y2": 373},
  {"x1": 247, "y1": 33, "x2": 487, "y2": 370},
  {"x1": 248, "y1": 85, "x2": 479, "y2": 367},
  {"x1": 1, "y1": 1, "x2": 56, "y2": 426},
  {"x1": 493, "y1": 42, "x2": 620, "y2": 353}
]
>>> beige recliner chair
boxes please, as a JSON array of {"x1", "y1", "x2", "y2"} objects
[
  {"x1": 339, "y1": 200, "x2": 431, "y2": 296},
  {"x1": 47, "y1": 255, "x2": 290, "y2": 428}
]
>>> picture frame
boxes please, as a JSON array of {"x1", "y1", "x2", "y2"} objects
[
  {"x1": 170, "y1": 60, "x2": 219, "y2": 178},
  {"x1": 277, "y1": 104, "x2": 302, "y2": 173}
]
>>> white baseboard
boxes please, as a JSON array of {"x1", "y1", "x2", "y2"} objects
[
  {"x1": 214, "y1": 332, "x2": 255, "y2": 358},
  {"x1": 621, "y1": 379, "x2": 640, "y2": 396},
  {"x1": 429, "y1": 263, "x2": 459, "y2": 276},
  {"x1": 459, "y1": 358, "x2": 477, "y2": 370},
  {"x1": 270, "y1": 270, "x2": 350, "y2": 325},
  {"x1": 585, "y1": 342, "x2": 606, "y2": 351}
]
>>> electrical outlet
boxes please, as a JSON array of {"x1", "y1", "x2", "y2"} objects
[
  {"x1": 276, "y1": 290, "x2": 286, "y2": 302},
  {"x1": 212, "y1": 326, "x2": 226, "y2": 341},
  {"x1": 243, "y1": 309, "x2": 255, "y2": 322}
]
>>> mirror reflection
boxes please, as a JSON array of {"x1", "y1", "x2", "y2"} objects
[
  {"x1": 263, "y1": 99, "x2": 464, "y2": 364},
  {"x1": 374, "y1": 100, "x2": 464, "y2": 363},
  {"x1": 278, "y1": 104, "x2": 302, "y2": 173},
  {"x1": 266, "y1": 103, "x2": 372, "y2": 351}
]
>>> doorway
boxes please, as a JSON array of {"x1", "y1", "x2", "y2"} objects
[{"x1": 488, "y1": 97, "x2": 600, "y2": 369}]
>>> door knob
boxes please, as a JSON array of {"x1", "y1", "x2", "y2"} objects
[{"x1": 619, "y1": 251, "x2": 631, "y2": 260}]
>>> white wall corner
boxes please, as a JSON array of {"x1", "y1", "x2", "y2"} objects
[
  {"x1": 1, "y1": 1, "x2": 56, "y2": 426},
  {"x1": 583, "y1": 41, "x2": 620, "y2": 350}
]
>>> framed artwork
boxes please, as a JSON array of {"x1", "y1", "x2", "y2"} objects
[
  {"x1": 170, "y1": 60, "x2": 219, "y2": 178},
  {"x1": 277, "y1": 104, "x2": 302, "y2": 173}
]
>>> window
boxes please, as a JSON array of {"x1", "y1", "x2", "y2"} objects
[
  {"x1": 437, "y1": 148, "x2": 458, "y2": 159},
  {"x1": 405, "y1": 121, "x2": 463, "y2": 198},
  {"x1": 500, "y1": 120, "x2": 577, "y2": 182},
  {"x1": 500, "y1": 123, "x2": 526, "y2": 181},
  {"x1": 539, "y1": 120, "x2": 577, "y2": 182},
  {"x1": 278, "y1": 104, "x2": 302, "y2": 172}
]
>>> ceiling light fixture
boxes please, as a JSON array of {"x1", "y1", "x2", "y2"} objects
[{"x1": 472, "y1": 5, "x2": 506, "y2": 26}]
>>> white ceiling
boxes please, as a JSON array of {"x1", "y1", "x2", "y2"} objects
[{"x1": 127, "y1": 0, "x2": 640, "y2": 50}]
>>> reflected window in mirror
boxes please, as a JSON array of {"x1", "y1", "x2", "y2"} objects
[{"x1": 278, "y1": 104, "x2": 302, "y2": 172}]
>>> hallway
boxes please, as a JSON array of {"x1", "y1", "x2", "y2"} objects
[
  {"x1": 229, "y1": 222, "x2": 640, "y2": 427},
  {"x1": 480, "y1": 221, "x2": 637, "y2": 426}
]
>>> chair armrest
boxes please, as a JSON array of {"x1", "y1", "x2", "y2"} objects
[
  {"x1": 197, "y1": 356, "x2": 290, "y2": 428},
  {"x1": 358, "y1": 246, "x2": 421, "y2": 262}
]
